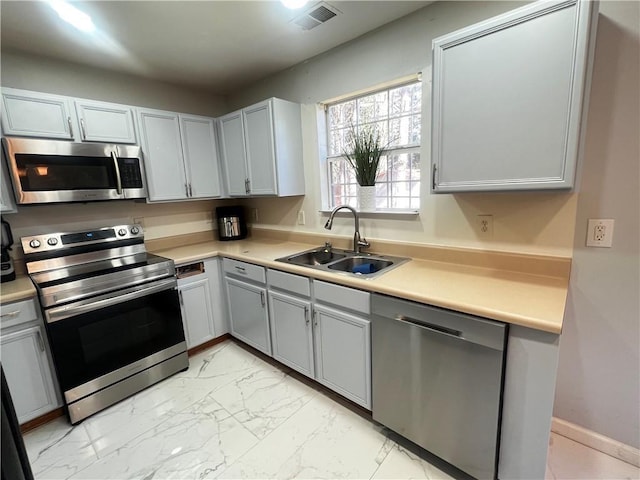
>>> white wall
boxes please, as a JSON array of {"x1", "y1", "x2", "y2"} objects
[
  {"x1": 227, "y1": 0, "x2": 581, "y2": 257},
  {"x1": 553, "y1": 1, "x2": 640, "y2": 449},
  {"x1": 1, "y1": 49, "x2": 228, "y2": 116}
]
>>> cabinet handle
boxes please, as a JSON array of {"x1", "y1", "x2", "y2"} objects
[
  {"x1": 0, "y1": 311, "x2": 20, "y2": 318},
  {"x1": 80, "y1": 118, "x2": 87, "y2": 140},
  {"x1": 432, "y1": 164, "x2": 438, "y2": 190},
  {"x1": 234, "y1": 266, "x2": 246, "y2": 274},
  {"x1": 188, "y1": 183, "x2": 193, "y2": 197},
  {"x1": 260, "y1": 291, "x2": 265, "y2": 307},
  {"x1": 67, "y1": 116, "x2": 74, "y2": 137},
  {"x1": 245, "y1": 178, "x2": 250, "y2": 195},
  {"x1": 36, "y1": 330, "x2": 45, "y2": 352},
  {"x1": 179, "y1": 291, "x2": 184, "y2": 306},
  {"x1": 313, "y1": 309, "x2": 318, "y2": 327},
  {"x1": 185, "y1": 183, "x2": 189, "y2": 197},
  {"x1": 304, "y1": 306, "x2": 309, "y2": 325}
]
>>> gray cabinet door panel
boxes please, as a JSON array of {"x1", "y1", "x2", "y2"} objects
[
  {"x1": 226, "y1": 277, "x2": 271, "y2": 355},
  {"x1": 269, "y1": 291, "x2": 313, "y2": 377}
]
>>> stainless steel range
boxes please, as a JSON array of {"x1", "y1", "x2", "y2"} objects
[{"x1": 22, "y1": 224, "x2": 188, "y2": 424}]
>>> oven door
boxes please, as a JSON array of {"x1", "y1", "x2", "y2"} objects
[{"x1": 44, "y1": 278, "x2": 186, "y2": 401}]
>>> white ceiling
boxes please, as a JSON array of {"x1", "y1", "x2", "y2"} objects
[{"x1": 1, "y1": 1, "x2": 431, "y2": 94}]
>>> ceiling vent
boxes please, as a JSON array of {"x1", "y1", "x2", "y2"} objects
[{"x1": 292, "y1": 2, "x2": 340, "y2": 30}]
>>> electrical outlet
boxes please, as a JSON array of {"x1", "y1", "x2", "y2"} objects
[
  {"x1": 476, "y1": 215, "x2": 493, "y2": 238},
  {"x1": 586, "y1": 219, "x2": 614, "y2": 247},
  {"x1": 252, "y1": 208, "x2": 259, "y2": 222},
  {"x1": 297, "y1": 210, "x2": 306, "y2": 225}
]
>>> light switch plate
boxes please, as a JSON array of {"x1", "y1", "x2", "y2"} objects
[{"x1": 586, "y1": 219, "x2": 614, "y2": 247}]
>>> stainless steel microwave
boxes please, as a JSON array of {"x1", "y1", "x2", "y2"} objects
[{"x1": 2, "y1": 137, "x2": 147, "y2": 204}]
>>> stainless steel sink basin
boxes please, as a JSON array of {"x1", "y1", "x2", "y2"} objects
[
  {"x1": 328, "y1": 256, "x2": 394, "y2": 274},
  {"x1": 286, "y1": 249, "x2": 347, "y2": 266},
  {"x1": 276, "y1": 246, "x2": 410, "y2": 279}
]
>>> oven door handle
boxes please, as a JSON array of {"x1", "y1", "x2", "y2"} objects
[{"x1": 45, "y1": 278, "x2": 177, "y2": 324}]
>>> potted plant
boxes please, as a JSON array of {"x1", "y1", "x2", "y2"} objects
[{"x1": 343, "y1": 126, "x2": 386, "y2": 211}]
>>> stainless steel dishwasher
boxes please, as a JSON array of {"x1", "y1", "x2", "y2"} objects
[{"x1": 371, "y1": 294, "x2": 507, "y2": 480}]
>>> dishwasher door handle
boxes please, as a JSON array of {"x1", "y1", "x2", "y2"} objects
[{"x1": 394, "y1": 314, "x2": 463, "y2": 341}]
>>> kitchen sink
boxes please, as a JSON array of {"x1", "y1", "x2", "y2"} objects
[
  {"x1": 286, "y1": 249, "x2": 347, "y2": 266},
  {"x1": 328, "y1": 256, "x2": 394, "y2": 274},
  {"x1": 276, "y1": 246, "x2": 409, "y2": 279}
]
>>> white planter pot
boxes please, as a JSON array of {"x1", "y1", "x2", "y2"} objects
[{"x1": 358, "y1": 185, "x2": 376, "y2": 212}]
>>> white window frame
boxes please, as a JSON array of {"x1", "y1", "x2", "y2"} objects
[{"x1": 322, "y1": 78, "x2": 422, "y2": 212}]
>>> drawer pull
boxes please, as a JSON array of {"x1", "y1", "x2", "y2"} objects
[
  {"x1": 0, "y1": 311, "x2": 20, "y2": 318},
  {"x1": 235, "y1": 266, "x2": 246, "y2": 273}
]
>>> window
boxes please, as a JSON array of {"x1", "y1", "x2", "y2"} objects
[{"x1": 325, "y1": 81, "x2": 422, "y2": 211}]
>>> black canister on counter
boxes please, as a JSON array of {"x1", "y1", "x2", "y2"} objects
[{"x1": 216, "y1": 206, "x2": 247, "y2": 241}]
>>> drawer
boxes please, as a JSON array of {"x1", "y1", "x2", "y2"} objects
[
  {"x1": 0, "y1": 299, "x2": 39, "y2": 329},
  {"x1": 268, "y1": 269, "x2": 310, "y2": 298},
  {"x1": 223, "y1": 258, "x2": 266, "y2": 284},
  {"x1": 313, "y1": 280, "x2": 370, "y2": 315}
]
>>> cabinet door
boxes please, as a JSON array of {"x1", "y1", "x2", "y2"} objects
[
  {"x1": 225, "y1": 277, "x2": 271, "y2": 355},
  {"x1": 75, "y1": 99, "x2": 137, "y2": 144},
  {"x1": 137, "y1": 108, "x2": 188, "y2": 201},
  {"x1": 1, "y1": 325, "x2": 58, "y2": 423},
  {"x1": 204, "y1": 258, "x2": 229, "y2": 336},
  {"x1": 219, "y1": 111, "x2": 249, "y2": 197},
  {"x1": 431, "y1": 0, "x2": 596, "y2": 192},
  {"x1": 1, "y1": 149, "x2": 17, "y2": 213},
  {"x1": 1, "y1": 88, "x2": 75, "y2": 140},
  {"x1": 244, "y1": 100, "x2": 277, "y2": 195},
  {"x1": 268, "y1": 291, "x2": 314, "y2": 378},
  {"x1": 179, "y1": 115, "x2": 221, "y2": 199},
  {"x1": 178, "y1": 276, "x2": 216, "y2": 349},
  {"x1": 314, "y1": 304, "x2": 371, "y2": 409}
]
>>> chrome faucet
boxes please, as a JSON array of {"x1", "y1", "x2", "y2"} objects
[{"x1": 324, "y1": 205, "x2": 370, "y2": 254}]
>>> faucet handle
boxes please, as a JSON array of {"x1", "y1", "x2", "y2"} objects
[
  {"x1": 358, "y1": 238, "x2": 370, "y2": 250},
  {"x1": 323, "y1": 241, "x2": 332, "y2": 251}
]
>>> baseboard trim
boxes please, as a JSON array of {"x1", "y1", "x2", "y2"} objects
[
  {"x1": 551, "y1": 417, "x2": 640, "y2": 467},
  {"x1": 20, "y1": 407, "x2": 65, "y2": 434},
  {"x1": 187, "y1": 333, "x2": 231, "y2": 356}
]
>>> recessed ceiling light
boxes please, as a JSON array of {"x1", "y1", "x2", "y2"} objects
[
  {"x1": 281, "y1": 0, "x2": 309, "y2": 10},
  {"x1": 48, "y1": 0, "x2": 95, "y2": 33}
]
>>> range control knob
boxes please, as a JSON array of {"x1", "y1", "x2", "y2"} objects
[
  {"x1": 47, "y1": 238, "x2": 58, "y2": 246},
  {"x1": 118, "y1": 229, "x2": 127, "y2": 237},
  {"x1": 130, "y1": 226, "x2": 140, "y2": 235},
  {"x1": 29, "y1": 239, "x2": 41, "y2": 249}
]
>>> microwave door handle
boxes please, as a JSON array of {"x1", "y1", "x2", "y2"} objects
[
  {"x1": 111, "y1": 151, "x2": 123, "y2": 195},
  {"x1": 45, "y1": 278, "x2": 176, "y2": 323}
]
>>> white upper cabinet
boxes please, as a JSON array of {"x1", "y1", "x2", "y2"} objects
[
  {"x1": 137, "y1": 108, "x2": 188, "y2": 201},
  {"x1": 1, "y1": 87, "x2": 75, "y2": 140},
  {"x1": 74, "y1": 99, "x2": 137, "y2": 144},
  {"x1": 138, "y1": 108, "x2": 222, "y2": 202},
  {"x1": 219, "y1": 111, "x2": 249, "y2": 196},
  {"x1": 219, "y1": 97, "x2": 305, "y2": 197},
  {"x1": 179, "y1": 114, "x2": 221, "y2": 199},
  {"x1": 431, "y1": 0, "x2": 598, "y2": 192}
]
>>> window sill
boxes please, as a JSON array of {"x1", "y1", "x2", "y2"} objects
[{"x1": 319, "y1": 209, "x2": 419, "y2": 218}]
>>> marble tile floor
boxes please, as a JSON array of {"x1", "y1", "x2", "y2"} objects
[{"x1": 23, "y1": 340, "x2": 639, "y2": 480}]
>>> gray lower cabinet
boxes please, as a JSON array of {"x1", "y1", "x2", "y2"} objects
[
  {"x1": 0, "y1": 298, "x2": 60, "y2": 424},
  {"x1": 178, "y1": 274, "x2": 215, "y2": 349},
  {"x1": 224, "y1": 259, "x2": 271, "y2": 355},
  {"x1": 268, "y1": 290, "x2": 314, "y2": 377},
  {"x1": 267, "y1": 270, "x2": 371, "y2": 409},
  {"x1": 313, "y1": 304, "x2": 371, "y2": 409}
]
